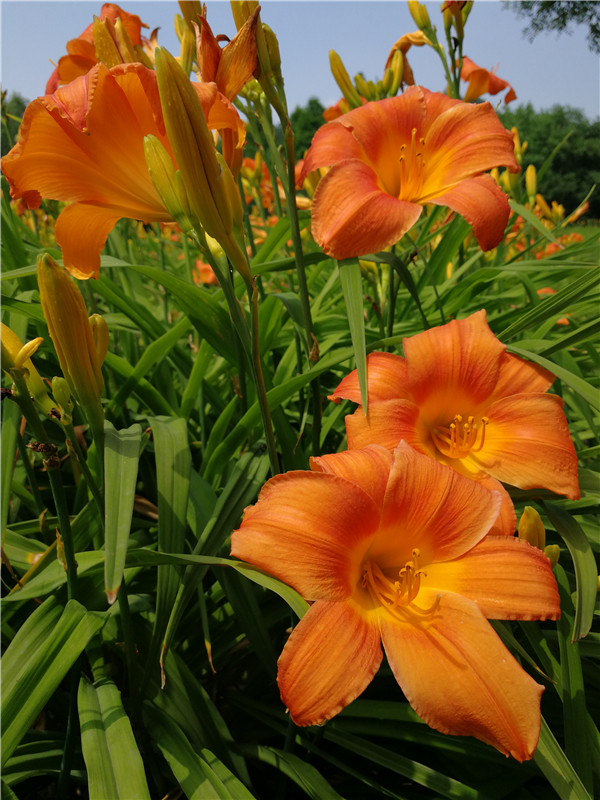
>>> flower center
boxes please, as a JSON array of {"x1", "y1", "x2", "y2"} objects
[
  {"x1": 361, "y1": 548, "x2": 440, "y2": 622},
  {"x1": 397, "y1": 128, "x2": 426, "y2": 201},
  {"x1": 431, "y1": 413, "x2": 489, "y2": 459}
]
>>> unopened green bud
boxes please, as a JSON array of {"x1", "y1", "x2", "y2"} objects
[
  {"x1": 329, "y1": 50, "x2": 363, "y2": 108},
  {"x1": 518, "y1": 506, "x2": 545, "y2": 550},
  {"x1": 544, "y1": 544, "x2": 560, "y2": 568}
]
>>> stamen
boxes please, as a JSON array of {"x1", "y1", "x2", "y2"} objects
[
  {"x1": 361, "y1": 553, "x2": 439, "y2": 624},
  {"x1": 431, "y1": 413, "x2": 489, "y2": 459}
]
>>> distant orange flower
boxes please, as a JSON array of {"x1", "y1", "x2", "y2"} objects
[
  {"x1": 45, "y1": 3, "x2": 148, "y2": 93},
  {"x1": 460, "y1": 56, "x2": 516, "y2": 104},
  {"x1": 1, "y1": 63, "x2": 245, "y2": 279},
  {"x1": 193, "y1": 259, "x2": 218, "y2": 285},
  {"x1": 232, "y1": 442, "x2": 560, "y2": 760},
  {"x1": 195, "y1": 6, "x2": 259, "y2": 100},
  {"x1": 300, "y1": 86, "x2": 519, "y2": 260},
  {"x1": 384, "y1": 31, "x2": 433, "y2": 86},
  {"x1": 330, "y1": 310, "x2": 580, "y2": 530}
]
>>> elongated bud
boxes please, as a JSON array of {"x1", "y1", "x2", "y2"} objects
[
  {"x1": 93, "y1": 16, "x2": 137, "y2": 67},
  {"x1": 144, "y1": 134, "x2": 194, "y2": 233},
  {"x1": 354, "y1": 73, "x2": 372, "y2": 101},
  {"x1": 408, "y1": 1, "x2": 432, "y2": 31},
  {"x1": 155, "y1": 47, "x2": 250, "y2": 277},
  {"x1": 1, "y1": 323, "x2": 56, "y2": 416},
  {"x1": 388, "y1": 49, "x2": 404, "y2": 96},
  {"x1": 89, "y1": 315, "x2": 109, "y2": 367},
  {"x1": 544, "y1": 544, "x2": 560, "y2": 568},
  {"x1": 216, "y1": 152, "x2": 244, "y2": 233},
  {"x1": 518, "y1": 506, "x2": 545, "y2": 550},
  {"x1": 155, "y1": 48, "x2": 232, "y2": 239},
  {"x1": 525, "y1": 164, "x2": 537, "y2": 205},
  {"x1": 262, "y1": 24, "x2": 282, "y2": 84},
  {"x1": 178, "y1": 1, "x2": 203, "y2": 27},
  {"x1": 535, "y1": 193, "x2": 553, "y2": 220},
  {"x1": 37, "y1": 253, "x2": 104, "y2": 433},
  {"x1": 329, "y1": 50, "x2": 363, "y2": 109},
  {"x1": 51, "y1": 376, "x2": 74, "y2": 425}
]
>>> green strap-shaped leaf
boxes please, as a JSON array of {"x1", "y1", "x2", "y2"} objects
[
  {"x1": 79, "y1": 677, "x2": 150, "y2": 800},
  {"x1": 338, "y1": 258, "x2": 368, "y2": 411},
  {"x1": 542, "y1": 501, "x2": 597, "y2": 640},
  {"x1": 1, "y1": 598, "x2": 105, "y2": 766},
  {"x1": 534, "y1": 716, "x2": 593, "y2": 800},
  {"x1": 143, "y1": 704, "x2": 256, "y2": 800},
  {"x1": 508, "y1": 345, "x2": 599, "y2": 410},
  {"x1": 104, "y1": 421, "x2": 142, "y2": 604},
  {"x1": 241, "y1": 744, "x2": 345, "y2": 800}
]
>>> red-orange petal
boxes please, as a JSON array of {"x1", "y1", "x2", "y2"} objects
[
  {"x1": 231, "y1": 471, "x2": 380, "y2": 602},
  {"x1": 277, "y1": 599, "x2": 382, "y2": 726},
  {"x1": 471, "y1": 392, "x2": 580, "y2": 499},
  {"x1": 310, "y1": 445, "x2": 393, "y2": 510},
  {"x1": 311, "y1": 160, "x2": 423, "y2": 259},
  {"x1": 328, "y1": 352, "x2": 410, "y2": 405},
  {"x1": 379, "y1": 591, "x2": 544, "y2": 760},
  {"x1": 344, "y1": 399, "x2": 423, "y2": 453},
  {"x1": 428, "y1": 174, "x2": 511, "y2": 251},
  {"x1": 402, "y1": 310, "x2": 505, "y2": 410},
  {"x1": 55, "y1": 204, "x2": 122, "y2": 279},
  {"x1": 424, "y1": 535, "x2": 560, "y2": 620},
  {"x1": 369, "y1": 442, "x2": 501, "y2": 568}
]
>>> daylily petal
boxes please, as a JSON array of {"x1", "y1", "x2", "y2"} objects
[
  {"x1": 428, "y1": 174, "x2": 511, "y2": 251},
  {"x1": 278, "y1": 599, "x2": 382, "y2": 727},
  {"x1": 424, "y1": 535, "x2": 561, "y2": 620},
  {"x1": 310, "y1": 445, "x2": 392, "y2": 509},
  {"x1": 380, "y1": 591, "x2": 544, "y2": 761},
  {"x1": 300, "y1": 121, "x2": 365, "y2": 179},
  {"x1": 471, "y1": 393, "x2": 580, "y2": 499},
  {"x1": 448, "y1": 469, "x2": 516, "y2": 537},
  {"x1": 231, "y1": 471, "x2": 380, "y2": 602},
  {"x1": 55, "y1": 204, "x2": 122, "y2": 279},
  {"x1": 403, "y1": 309, "x2": 505, "y2": 412},
  {"x1": 311, "y1": 159, "x2": 423, "y2": 259},
  {"x1": 370, "y1": 442, "x2": 501, "y2": 567},
  {"x1": 489, "y1": 352, "x2": 555, "y2": 402},
  {"x1": 423, "y1": 100, "x2": 518, "y2": 193},
  {"x1": 328, "y1": 352, "x2": 410, "y2": 405},
  {"x1": 344, "y1": 399, "x2": 423, "y2": 453}
]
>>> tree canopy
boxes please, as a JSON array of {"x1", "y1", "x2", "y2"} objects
[{"x1": 504, "y1": 0, "x2": 600, "y2": 53}]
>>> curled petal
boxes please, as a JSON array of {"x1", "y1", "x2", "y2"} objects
[
  {"x1": 311, "y1": 160, "x2": 423, "y2": 259},
  {"x1": 472, "y1": 393, "x2": 580, "y2": 499},
  {"x1": 424, "y1": 535, "x2": 561, "y2": 620},
  {"x1": 489, "y1": 352, "x2": 555, "y2": 401},
  {"x1": 428, "y1": 174, "x2": 511, "y2": 251},
  {"x1": 329, "y1": 352, "x2": 410, "y2": 405},
  {"x1": 380, "y1": 591, "x2": 544, "y2": 761},
  {"x1": 310, "y1": 445, "x2": 393, "y2": 510},
  {"x1": 55, "y1": 204, "x2": 122, "y2": 279},
  {"x1": 278, "y1": 599, "x2": 382, "y2": 726},
  {"x1": 231, "y1": 471, "x2": 380, "y2": 602}
]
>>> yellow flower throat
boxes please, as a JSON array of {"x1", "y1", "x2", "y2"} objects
[
  {"x1": 431, "y1": 414, "x2": 489, "y2": 459},
  {"x1": 362, "y1": 548, "x2": 441, "y2": 622}
]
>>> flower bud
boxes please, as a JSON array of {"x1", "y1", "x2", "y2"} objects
[
  {"x1": 89, "y1": 315, "x2": 109, "y2": 367},
  {"x1": 1, "y1": 323, "x2": 56, "y2": 416},
  {"x1": 518, "y1": 506, "x2": 545, "y2": 550},
  {"x1": 37, "y1": 253, "x2": 104, "y2": 434},
  {"x1": 262, "y1": 24, "x2": 282, "y2": 84},
  {"x1": 144, "y1": 134, "x2": 194, "y2": 233},
  {"x1": 354, "y1": 73, "x2": 372, "y2": 101},
  {"x1": 525, "y1": 164, "x2": 537, "y2": 205},
  {"x1": 93, "y1": 16, "x2": 137, "y2": 67},
  {"x1": 408, "y1": 1, "x2": 432, "y2": 31},
  {"x1": 544, "y1": 544, "x2": 560, "y2": 568},
  {"x1": 329, "y1": 50, "x2": 363, "y2": 109}
]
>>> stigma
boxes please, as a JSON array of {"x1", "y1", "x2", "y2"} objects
[
  {"x1": 431, "y1": 414, "x2": 489, "y2": 459},
  {"x1": 397, "y1": 128, "x2": 426, "y2": 201}
]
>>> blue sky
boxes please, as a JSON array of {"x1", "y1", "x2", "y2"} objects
[{"x1": 1, "y1": 0, "x2": 599, "y2": 120}]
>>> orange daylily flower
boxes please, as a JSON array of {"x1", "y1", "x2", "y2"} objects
[
  {"x1": 194, "y1": 6, "x2": 260, "y2": 100},
  {"x1": 460, "y1": 56, "x2": 517, "y2": 104},
  {"x1": 193, "y1": 258, "x2": 219, "y2": 285},
  {"x1": 330, "y1": 310, "x2": 580, "y2": 532},
  {"x1": 299, "y1": 86, "x2": 519, "y2": 260},
  {"x1": 1, "y1": 62, "x2": 245, "y2": 279},
  {"x1": 231, "y1": 442, "x2": 560, "y2": 760},
  {"x1": 45, "y1": 3, "x2": 148, "y2": 93},
  {"x1": 384, "y1": 31, "x2": 433, "y2": 86}
]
